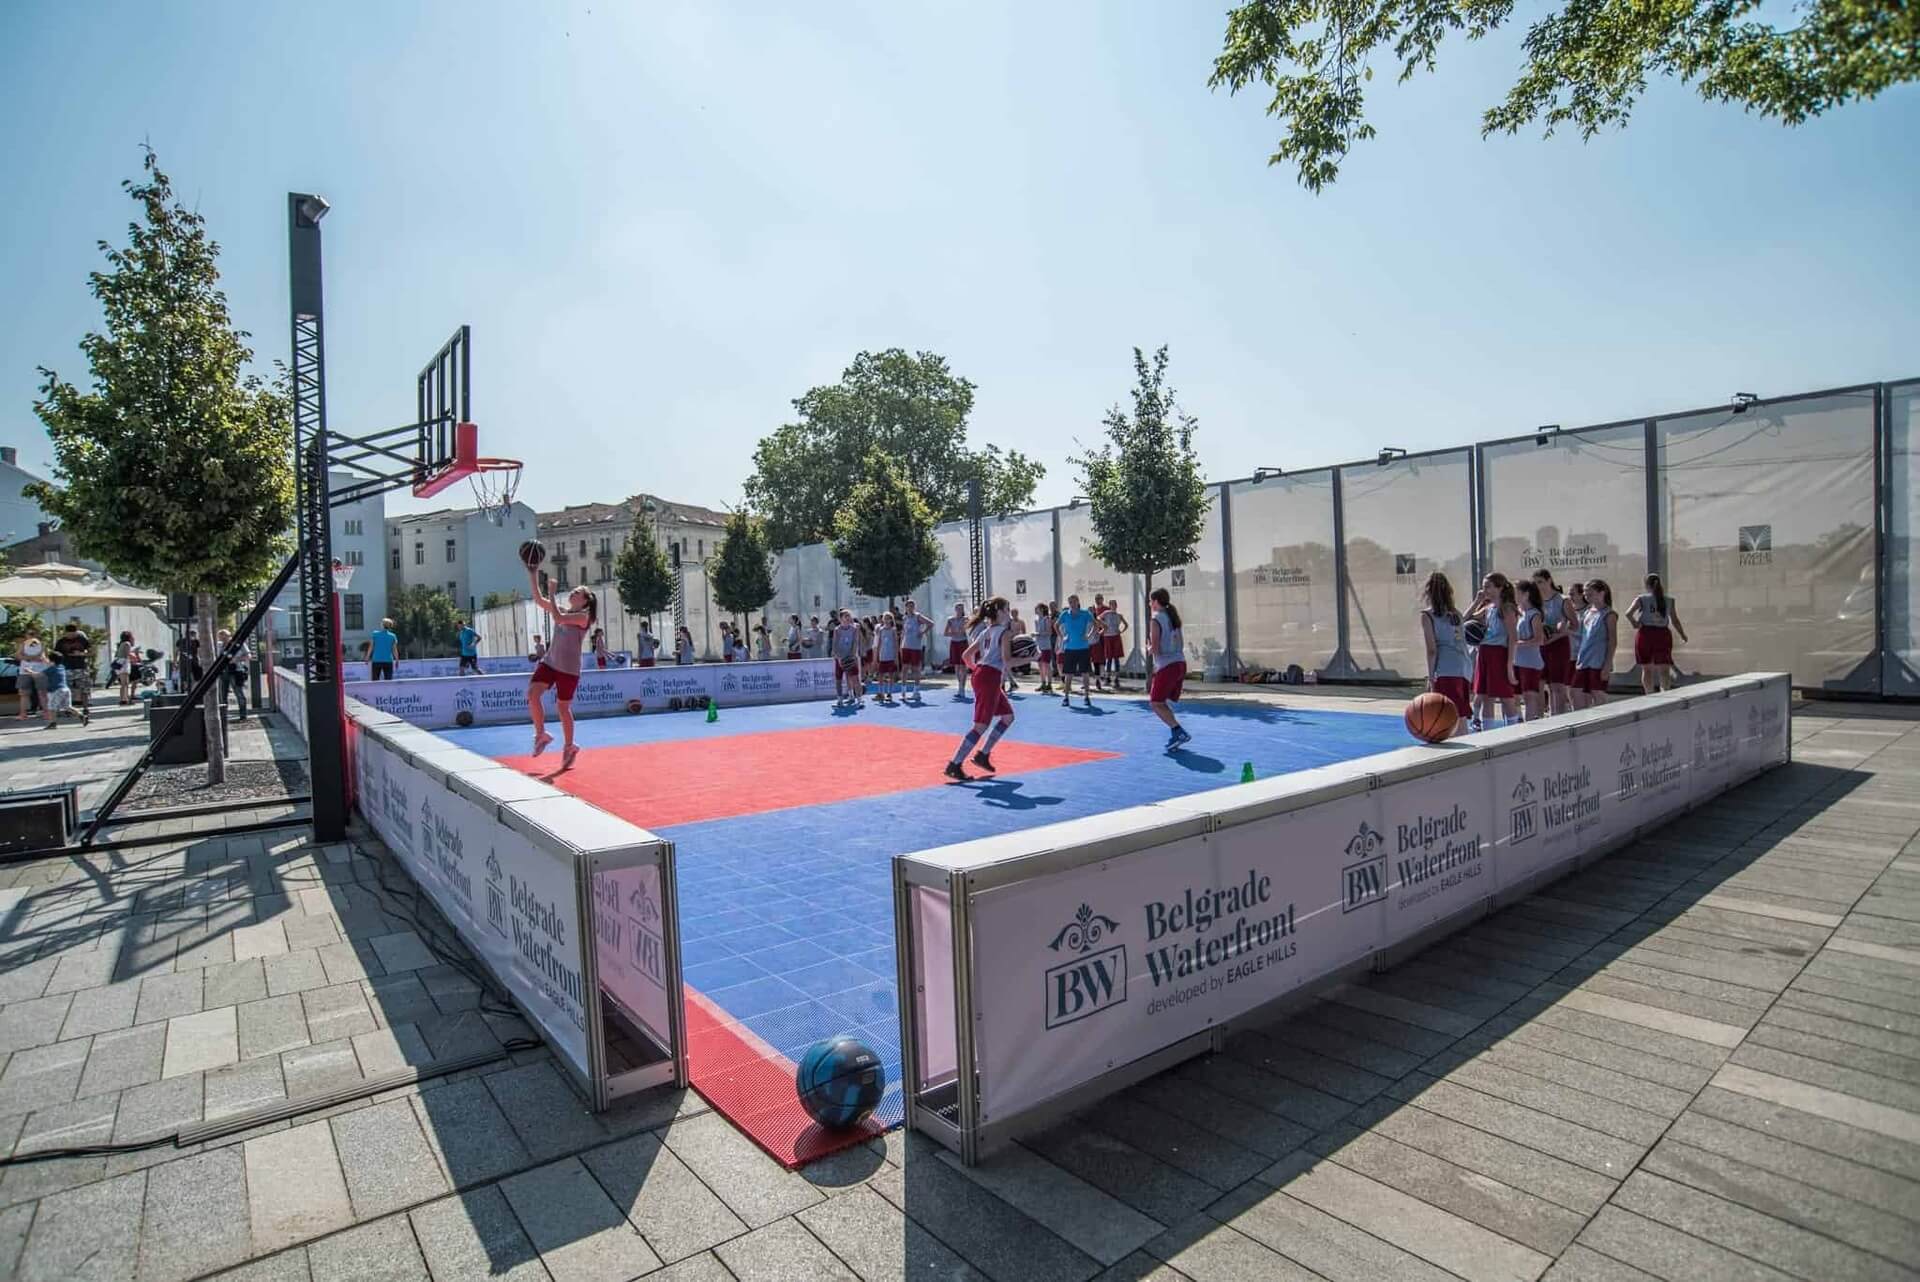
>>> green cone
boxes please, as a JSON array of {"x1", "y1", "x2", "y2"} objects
[{"x1": 1240, "y1": 762, "x2": 1255, "y2": 783}]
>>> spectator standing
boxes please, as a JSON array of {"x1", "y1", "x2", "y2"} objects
[
  {"x1": 215, "y1": 627, "x2": 251, "y2": 720},
  {"x1": 52, "y1": 622, "x2": 95, "y2": 724}
]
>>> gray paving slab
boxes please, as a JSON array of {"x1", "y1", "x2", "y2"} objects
[
  {"x1": 362, "y1": 973, "x2": 438, "y2": 1027},
  {"x1": 205, "y1": 1247, "x2": 314, "y2": 1280},
  {"x1": 283, "y1": 913, "x2": 343, "y2": 952},
  {"x1": 239, "y1": 993, "x2": 313, "y2": 1061},
  {"x1": 0, "y1": 955, "x2": 57, "y2": 1004},
  {"x1": 205, "y1": 1051, "x2": 286, "y2": 1120},
  {"x1": 1081, "y1": 1094, "x2": 1273, "y2": 1192},
  {"x1": 1387, "y1": 1074, "x2": 1646, "y2": 1176},
  {"x1": 77, "y1": 1019, "x2": 164, "y2": 1098},
  {"x1": 498, "y1": 1156, "x2": 662, "y2": 1282},
  {"x1": 331, "y1": 1099, "x2": 451, "y2": 1218},
  {"x1": 411, "y1": 1075, "x2": 534, "y2": 1188},
  {"x1": 659, "y1": 1110, "x2": 822, "y2": 1228},
  {"x1": 580, "y1": 1130, "x2": 747, "y2": 1264},
  {"x1": 59, "y1": 978, "x2": 140, "y2": 1038},
  {"x1": 0, "y1": 1093, "x2": 115, "y2": 1205},
  {"x1": 306, "y1": 1214, "x2": 428, "y2": 1282},
  {"x1": 204, "y1": 957, "x2": 269, "y2": 1008},
  {"x1": 137, "y1": 970, "x2": 204, "y2": 1025},
  {"x1": 265, "y1": 948, "x2": 330, "y2": 996},
  {"x1": 142, "y1": 1146, "x2": 256, "y2": 1282},
  {"x1": 1614, "y1": 1170, "x2": 1913, "y2": 1282},
  {"x1": 798, "y1": 1184, "x2": 988, "y2": 1281},
  {"x1": 1539, "y1": 1243, "x2": 1661, "y2": 1281},
  {"x1": 0, "y1": 1036, "x2": 89, "y2": 1115},
  {"x1": 872, "y1": 1146, "x2": 1099, "y2": 1282},
  {"x1": 1143, "y1": 1210, "x2": 1318, "y2": 1281},
  {"x1": 246, "y1": 1120, "x2": 354, "y2": 1252},
  {"x1": 482, "y1": 1060, "x2": 608, "y2": 1163},
  {"x1": 714, "y1": 1216, "x2": 855, "y2": 1280},
  {"x1": 1731, "y1": 1042, "x2": 1920, "y2": 1114},
  {"x1": 1122, "y1": 1074, "x2": 1315, "y2": 1159},
  {"x1": 369, "y1": 930, "x2": 437, "y2": 974},
  {"x1": 1573, "y1": 1202, "x2": 1799, "y2": 1281},
  {"x1": 300, "y1": 982, "x2": 377, "y2": 1043},
  {"x1": 15, "y1": 1167, "x2": 145, "y2": 1282},
  {"x1": 646, "y1": 1252, "x2": 735, "y2": 1282},
  {"x1": 283, "y1": 1037, "x2": 363, "y2": 1096},
  {"x1": 1688, "y1": 1084, "x2": 1920, "y2": 1183},
  {"x1": 0, "y1": 1201, "x2": 31, "y2": 1282},
  {"x1": 1206, "y1": 1179, "x2": 1459, "y2": 1282},
  {"x1": 0, "y1": 992, "x2": 74, "y2": 1053},
  {"x1": 408, "y1": 1185, "x2": 552, "y2": 1282},
  {"x1": 316, "y1": 940, "x2": 380, "y2": 984},
  {"x1": 1022, "y1": 1123, "x2": 1219, "y2": 1228}
]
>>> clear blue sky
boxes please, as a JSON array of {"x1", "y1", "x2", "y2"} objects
[{"x1": 2, "y1": 1, "x2": 1915, "y2": 519}]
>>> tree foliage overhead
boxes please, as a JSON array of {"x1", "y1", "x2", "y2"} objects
[
  {"x1": 613, "y1": 526, "x2": 675, "y2": 620},
  {"x1": 744, "y1": 349, "x2": 1044, "y2": 549},
  {"x1": 28, "y1": 147, "x2": 294, "y2": 596},
  {"x1": 1210, "y1": 0, "x2": 1917, "y2": 190},
  {"x1": 709, "y1": 511, "x2": 776, "y2": 623},
  {"x1": 830, "y1": 452, "x2": 944, "y2": 604},
  {"x1": 390, "y1": 584, "x2": 462, "y2": 658},
  {"x1": 1075, "y1": 347, "x2": 1212, "y2": 586}
]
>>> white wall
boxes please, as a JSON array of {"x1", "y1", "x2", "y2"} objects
[
  {"x1": 0, "y1": 453, "x2": 52, "y2": 548},
  {"x1": 465, "y1": 503, "x2": 538, "y2": 612}
]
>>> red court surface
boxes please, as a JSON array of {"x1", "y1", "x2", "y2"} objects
[
  {"x1": 496, "y1": 724, "x2": 1117, "y2": 829},
  {"x1": 682, "y1": 990, "x2": 889, "y2": 1166}
]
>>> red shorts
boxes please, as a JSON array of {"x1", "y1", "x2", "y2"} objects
[
  {"x1": 1432, "y1": 676, "x2": 1471, "y2": 718},
  {"x1": 786, "y1": 650, "x2": 802, "y2": 660},
  {"x1": 530, "y1": 663, "x2": 579, "y2": 701},
  {"x1": 877, "y1": 659, "x2": 898, "y2": 675},
  {"x1": 1634, "y1": 626, "x2": 1673, "y2": 666},
  {"x1": 948, "y1": 641, "x2": 967, "y2": 666},
  {"x1": 1542, "y1": 636, "x2": 1573, "y2": 685},
  {"x1": 1473, "y1": 643, "x2": 1515, "y2": 698},
  {"x1": 901, "y1": 648, "x2": 924, "y2": 667},
  {"x1": 1516, "y1": 667, "x2": 1543, "y2": 693},
  {"x1": 722, "y1": 652, "x2": 734, "y2": 663},
  {"x1": 970, "y1": 665, "x2": 1013, "y2": 722},
  {"x1": 1103, "y1": 635, "x2": 1124, "y2": 661},
  {"x1": 1149, "y1": 661, "x2": 1187, "y2": 703},
  {"x1": 837, "y1": 658, "x2": 860, "y2": 675},
  {"x1": 1573, "y1": 667, "x2": 1608, "y2": 692},
  {"x1": 637, "y1": 658, "x2": 656, "y2": 668}
]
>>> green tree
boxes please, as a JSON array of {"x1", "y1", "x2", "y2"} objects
[
  {"x1": 1074, "y1": 347, "x2": 1212, "y2": 609},
  {"x1": 710, "y1": 511, "x2": 776, "y2": 638},
  {"x1": 830, "y1": 453, "x2": 943, "y2": 607},
  {"x1": 390, "y1": 585, "x2": 462, "y2": 659},
  {"x1": 479, "y1": 590, "x2": 518, "y2": 610},
  {"x1": 745, "y1": 350, "x2": 1044, "y2": 548},
  {"x1": 1211, "y1": 0, "x2": 1918, "y2": 191},
  {"x1": 613, "y1": 525, "x2": 675, "y2": 627},
  {"x1": 29, "y1": 149, "x2": 293, "y2": 779}
]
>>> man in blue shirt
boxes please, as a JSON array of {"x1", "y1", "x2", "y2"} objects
[
  {"x1": 367, "y1": 618, "x2": 399, "y2": 680},
  {"x1": 456, "y1": 619, "x2": 482, "y2": 676},
  {"x1": 1055, "y1": 594, "x2": 1096, "y2": 708}
]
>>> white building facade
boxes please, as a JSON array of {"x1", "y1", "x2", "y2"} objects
[
  {"x1": 268, "y1": 471, "x2": 390, "y2": 663},
  {"x1": 535, "y1": 493, "x2": 729, "y2": 593},
  {"x1": 386, "y1": 502, "x2": 538, "y2": 618}
]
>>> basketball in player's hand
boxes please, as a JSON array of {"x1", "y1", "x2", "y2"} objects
[
  {"x1": 518, "y1": 540, "x2": 546, "y2": 569},
  {"x1": 1405, "y1": 692, "x2": 1459, "y2": 743}
]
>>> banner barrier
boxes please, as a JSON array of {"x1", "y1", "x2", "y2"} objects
[
  {"x1": 340, "y1": 695, "x2": 688, "y2": 1108},
  {"x1": 336, "y1": 658, "x2": 838, "y2": 730},
  {"x1": 271, "y1": 665, "x2": 307, "y2": 738},
  {"x1": 341, "y1": 654, "x2": 633, "y2": 682},
  {"x1": 894, "y1": 672, "x2": 1791, "y2": 1162}
]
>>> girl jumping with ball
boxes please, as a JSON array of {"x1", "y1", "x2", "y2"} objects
[{"x1": 526, "y1": 560, "x2": 595, "y2": 767}]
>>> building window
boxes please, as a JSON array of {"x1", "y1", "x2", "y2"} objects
[
  {"x1": 579, "y1": 540, "x2": 587, "y2": 557},
  {"x1": 343, "y1": 549, "x2": 363, "y2": 567},
  {"x1": 343, "y1": 594, "x2": 364, "y2": 630},
  {"x1": 448, "y1": 582, "x2": 458, "y2": 600},
  {"x1": 443, "y1": 538, "x2": 455, "y2": 563},
  {"x1": 556, "y1": 567, "x2": 569, "y2": 589},
  {"x1": 390, "y1": 546, "x2": 400, "y2": 571},
  {"x1": 343, "y1": 518, "x2": 363, "y2": 536},
  {"x1": 698, "y1": 538, "x2": 704, "y2": 558},
  {"x1": 414, "y1": 543, "x2": 424, "y2": 566}
]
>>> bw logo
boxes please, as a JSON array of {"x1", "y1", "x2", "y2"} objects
[
  {"x1": 1617, "y1": 743, "x2": 1640, "y2": 798},
  {"x1": 1395, "y1": 553, "x2": 1417, "y2": 576},
  {"x1": 1739, "y1": 525, "x2": 1771, "y2": 552},
  {"x1": 721, "y1": 673, "x2": 739, "y2": 694},
  {"x1": 1044, "y1": 904, "x2": 1125, "y2": 1030},
  {"x1": 1509, "y1": 775, "x2": 1539, "y2": 845},
  {"x1": 628, "y1": 884, "x2": 659, "y2": 926},
  {"x1": 454, "y1": 685, "x2": 477, "y2": 712},
  {"x1": 485, "y1": 850, "x2": 507, "y2": 938},
  {"x1": 1343, "y1": 822, "x2": 1388, "y2": 912}
]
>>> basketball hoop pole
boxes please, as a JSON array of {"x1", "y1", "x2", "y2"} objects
[{"x1": 289, "y1": 193, "x2": 350, "y2": 842}]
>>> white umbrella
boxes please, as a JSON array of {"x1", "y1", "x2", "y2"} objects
[{"x1": 0, "y1": 570, "x2": 164, "y2": 611}]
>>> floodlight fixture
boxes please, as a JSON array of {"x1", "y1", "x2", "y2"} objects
[{"x1": 1376, "y1": 446, "x2": 1407, "y2": 466}]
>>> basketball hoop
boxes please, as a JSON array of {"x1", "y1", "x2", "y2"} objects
[
  {"x1": 470, "y1": 455, "x2": 523, "y2": 525},
  {"x1": 330, "y1": 558, "x2": 355, "y2": 592}
]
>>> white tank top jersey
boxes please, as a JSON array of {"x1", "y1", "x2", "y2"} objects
[
  {"x1": 1543, "y1": 593, "x2": 1568, "y2": 633},
  {"x1": 945, "y1": 615, "x2": 967, "y2": 640},
  {"x1": 903, "y1": 613, "x2": 929, "y2": 649},
  {"x1": 877, "y1": 625, "x2": 898, "y2": 661},
  {"x1": 1035, "y1": 616, "x2": 1055, "y2": 650},
  {"x1": 786, "y1": 624, "x2": 800, "y2": 650},
  {"x1": 832, "y1": 624, "x2": 859, "y2": 659},
  {"x1": 1634, "y1": 592, "x2": 1672, "y2": 628},
  {"x1": 637, "y1": 633, "x2": 657, "y2": 660},
  {"x1": 1100, "y1": 610, "x2": 1123, "y2": 637},
  {"x1": 1514, "y1": 608, "x2": 1545, "y2": 669},
  {"x1": 973, "y1": 622, "x2": 1008, "y2": 671},
  {"x1": 1151, "y1": 610, "x2": 1183, "y2": 670}
]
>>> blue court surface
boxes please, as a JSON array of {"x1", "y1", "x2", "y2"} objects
[{"x1": 439, "y1": 687, "x2": 1406, "y2": 1142}]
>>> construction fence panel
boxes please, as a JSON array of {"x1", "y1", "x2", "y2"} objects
[
  {"x1": 1339, "y1": 451, "x2": 1475, "y2": 679},
  {"x1": 1226, "y1": 471, "x2": 1338, "y2": 676}
]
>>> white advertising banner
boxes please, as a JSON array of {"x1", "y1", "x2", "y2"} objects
[
  {"x1": 969, "y1": 791, "x2": 1381, "y2": 1123},
  {"x1": 343, "y1": 659, "x2": 836, "y2": 730},
  {"x1": 349, "y1": 726, "x2": 593, "y2": 1081},
  {"x1": 272, "y1": 666, "x2": 307, "y2": 737},
  {"x1": 341, "y1": 654, "x2": 632, "y2": 681},
  {"x1": 590, "y1": 860, "x2": 673, "y2": 1053},
  {"x1": 945, "y1": 674, "x2": 1790, "y2": 1125}
]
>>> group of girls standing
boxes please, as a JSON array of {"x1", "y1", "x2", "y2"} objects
[{"x1": 1421, "y1": 569, "x2": 1687, "y2": 737}]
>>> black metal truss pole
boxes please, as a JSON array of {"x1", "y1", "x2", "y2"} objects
[
  {"x1": 966, "y1": 479, "x2": 985, "y2": 609},
  {"x1": 290, "y1": 192, "x2": 348, "y2": 843}
]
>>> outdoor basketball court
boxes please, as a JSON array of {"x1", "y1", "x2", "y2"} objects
[{"x1": 437, "y1": 686, "x2": 1409, "y2": 1161}]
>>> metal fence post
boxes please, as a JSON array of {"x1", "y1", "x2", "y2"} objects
[
  {"x1": 1219, "y1": 483, "x2": 1238, "y2": 677},
  {"x1": 1322, "y1": 470, "x2": 1359, "y2": 677}
]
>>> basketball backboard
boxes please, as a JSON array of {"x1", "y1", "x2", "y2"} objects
[{"x1": 413, "y1": 325, "x2": 472, "y2": 498}]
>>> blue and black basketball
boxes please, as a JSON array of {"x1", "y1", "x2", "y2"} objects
[
  {"x1": 795, "y1": 1036, "x2": 885, "y2": 1130},
  {"x1": 1463, "y1": 618, "x2": 1488, "y2": 646}
]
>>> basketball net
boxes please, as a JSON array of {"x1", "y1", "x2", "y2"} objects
[{"x1": 470, "y1": 460, "x2": 523, "y2": 526}]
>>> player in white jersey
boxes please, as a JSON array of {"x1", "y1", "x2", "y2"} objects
[
  {"x1": 785, "y1": 614, "x2": 803, "y2": 660},
  {"x1": 830, "y1": 609, "x2": 864, "y2": 707},
  {"x1": 943, "y1": 604, "x2": 971, "y2": 696},
  {"x1": 898, "y1": 599, "x2": 933, "y2": 701},
  {"x1": 945, "y1": 597, "x2": 1017, "y2": 781}
]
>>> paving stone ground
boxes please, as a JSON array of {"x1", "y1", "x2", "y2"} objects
[{"x1": 1, "y1": 694, "x2": 1917, "y2": 1280}]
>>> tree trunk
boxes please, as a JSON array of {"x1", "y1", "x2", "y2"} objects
[{"x1": 197, "y1": 592, "x2": 226, "y2": 785}]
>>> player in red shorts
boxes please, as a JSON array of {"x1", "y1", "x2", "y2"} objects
[
  {"x1": 1572, "y1": 580, "x2": 1618, "y2": 709},
  {"x1": 943, "y1": 603, "x2": 970, "y2": 697},
  {"x1": 898, "y1": 598, "x2": 932, "y2": 702},
  {"x1": 1419, "y1": 572, "x2": 1472, "y2": 737},
  {"x1": 945, "y1": 597, "x2": 1016, "y2": 781},
  {"x1": 873, "y1": 611, "x2": 901, "y2": 705},
  {"x1": 1146, "y1": 588, "x2": 1190, "y2": 750},
  {"x1": 525, "y1": 560, "x2": 595, "y2": 767}
]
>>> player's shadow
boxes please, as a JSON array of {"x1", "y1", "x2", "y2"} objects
[
  {"x1": 1066, "y1": 703, "x2": 1115, "y2": 716},
  {"x1": 1166, "y1": 749, "x2": 1226, "y2": 773},
  {"x1": 958, "y1": 780, "x2": 1065, "y2": 811}
]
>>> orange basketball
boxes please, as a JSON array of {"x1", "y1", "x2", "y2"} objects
[{"x1": 1405, "y1": 691, "x2": 1458, "y2": 744}]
